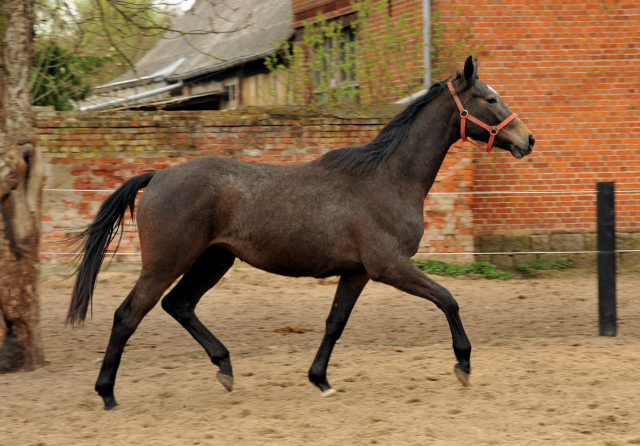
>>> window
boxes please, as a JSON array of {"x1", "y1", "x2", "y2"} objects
[
  {"x1": 311, "y1": 27, "x2": 359, "y2": 105},
  {"x1": 225, "y1": 83, "x2": 237, "y2": 106}
]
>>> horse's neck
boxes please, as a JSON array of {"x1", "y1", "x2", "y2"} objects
[{"x1": 389, "y1": 97, "x2": 460, "y2": 199}]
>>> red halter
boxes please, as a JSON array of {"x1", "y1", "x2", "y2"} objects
[{"x1": 447, "y1": 81, "x2": 518, "y2": 153}]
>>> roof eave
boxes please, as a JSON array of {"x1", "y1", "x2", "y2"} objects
[{"x1": 166, "y1": 47, "x2": 280, "y2": 82}]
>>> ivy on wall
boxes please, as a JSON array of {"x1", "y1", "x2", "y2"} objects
[
  {"x1": 265, "y1": 0, "x2": 422, "y2": 106},
  {"x1": 265, "y1": 0, "x2": 485, "y2": 106}
]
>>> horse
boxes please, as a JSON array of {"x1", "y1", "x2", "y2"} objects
[{"x1": 67, "y1": 57, "x2": 535, "y2": 410}]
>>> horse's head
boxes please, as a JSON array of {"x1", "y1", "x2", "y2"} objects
[{"x1": 448, "y1": 56, "x2": 535, "y2": 159}]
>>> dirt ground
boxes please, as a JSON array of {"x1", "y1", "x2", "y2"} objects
[{"x1": 2, "y1": 264, "x2": 640, "y2": 446}]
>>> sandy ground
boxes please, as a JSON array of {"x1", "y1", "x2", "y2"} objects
[{"x1": 2, "y1": 264, "x2": 640, "y2": 446}]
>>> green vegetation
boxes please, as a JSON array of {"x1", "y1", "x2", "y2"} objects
[
  {"x1": 429, "y1": 6, "x2": 486, "y2": 82},
  {"x1": 70, "y1": 0, "x2": 172, "y2": 86},
  {"x1": 31, "y1": 41, "x2": 106, "y2": 110},
  {"x1": 31, "y1": 0, "x2": 174, "y2": 109},
  {"x1": 266, "y1": 1, "x2": 486, "y2": 106},
  {"x1": 411, "y1": 259, "x2": 513, "y2": 280},
  {"x1": 265, "y1": 0, "x2": 423, "y2": 106},
  {"x1": 411, "y1": 257, "x2": 574, "y2": 280}
]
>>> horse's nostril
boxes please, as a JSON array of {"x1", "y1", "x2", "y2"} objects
[{"x1": 529, "y1": 134, "x2": 536, "y2": 148}]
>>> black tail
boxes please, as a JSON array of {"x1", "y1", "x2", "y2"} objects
[{"x1": 66, "y1": 171, "x2": 155, "y2": 325}]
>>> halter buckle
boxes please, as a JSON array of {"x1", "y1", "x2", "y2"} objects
[{"x1": 447, "y1": 81, "x2": 517, "y2": 152}]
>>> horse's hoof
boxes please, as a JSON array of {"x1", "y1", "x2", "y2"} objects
[
  {"x1": 454, "y1": 364, "x2": 470, "y2": 386},
  {"x1": 102, "y1": 396, "x2": 118, "y2": 410},
  {"x1": 321, "y1": 388, "x2": 338, "y2": 397},
  {"x1": 217, "y1": 371, "x2": 233, "y2": 392}
]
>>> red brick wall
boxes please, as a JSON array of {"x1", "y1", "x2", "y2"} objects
[
  {"x1": 37, "y1": 107, "x2": 474, "y2": 261},
  {"x1": 292, "y1": 0, "x2": 640, "y2": 237},
  {"x1": 39, "y1": 0, "x2": 640, "y2": 262},
  {"x1": 292, "y1": 0, "x2": 425, "y2": 104},
  {"x1": 358, "y1": 0, "x2": 425, "y2": 102},
  {"x1": 431, "y1": 0, "x2": 640, "y2": 234}
]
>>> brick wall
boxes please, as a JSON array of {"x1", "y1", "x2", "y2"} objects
[
  {"x1": 291, "y1": 0, "x2": 640, "y2": 236},
  {"x1": 37, "y1": 107, "x2": 474, "y2": 262},
  {"x1": 292, "y1": 0, "x2": 425, "y2": 104},
  {"x1": 358, "y1": 0, "x2": 425, "y2": 102},
  {"x1": 39, "y1": 0, "x2": 640, "y2": 265},
  {"x1": 431, "y1": 0, "x2": 640, "y2": 238},
  {"x1": 293, "y1": 0, "x2": 354, "y2": 27}
]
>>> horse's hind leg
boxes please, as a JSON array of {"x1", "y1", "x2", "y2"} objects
[
  {"x1": 309, "y1": 273, "x2": 369, "y2": 396},
  {"x1": 95, "y1": 273, "x2": 177, "y2": 410},
  {"x1": 161, "y1": 245, "x2": 236, "y2": 392}
]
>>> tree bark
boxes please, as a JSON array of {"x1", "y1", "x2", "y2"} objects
[{"x1": 0, "y1": 0, "x2": 44, "y2": 372}]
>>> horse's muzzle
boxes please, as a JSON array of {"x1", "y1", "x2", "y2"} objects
[{"x1": 511, "y1": 134, "x2": 535, "y2": 159}]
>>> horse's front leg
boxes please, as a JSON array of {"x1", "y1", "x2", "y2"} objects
[
  {"x1": 368, "y1": 258, "x2": 471, "y2": 385},
  {"x1": 309, "y1": 273, "x2": 369, "y2": 396}
]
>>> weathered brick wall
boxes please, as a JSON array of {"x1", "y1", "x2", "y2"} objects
[
  {"x1": 38, "y1": 106, "x2": 474, "y2": 262},
  {"x1": 39, "y1": 0, "x2": 640, "y2": 265}
]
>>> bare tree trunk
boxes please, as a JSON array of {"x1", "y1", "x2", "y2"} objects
[{"x1": 0, "y1": 0, "x2": 44, "y2": 372}]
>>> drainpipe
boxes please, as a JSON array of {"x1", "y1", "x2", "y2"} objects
[{"x1": 423, "y1": 0, "x2": 431, "y2": 88}]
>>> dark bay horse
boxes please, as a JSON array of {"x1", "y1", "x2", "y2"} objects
[{"x1": 67, "y1": 57, "x2": 534, "y2": 410}]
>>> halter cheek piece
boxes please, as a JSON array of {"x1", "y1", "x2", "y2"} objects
[{"x1": 447, "y1": 82, "x2": 518, "y2": 153}]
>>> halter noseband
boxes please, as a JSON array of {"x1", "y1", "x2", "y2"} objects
[{"x1": 447, "y1": 81, "x2": 518, "y2": 153}]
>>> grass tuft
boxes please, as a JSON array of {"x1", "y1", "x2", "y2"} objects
[{"x1": 411, "y1": 259, "x2": 513, "y2": 280}]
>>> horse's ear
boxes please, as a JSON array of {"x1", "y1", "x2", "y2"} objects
[{"x1": 463, "y1": 56, "x2": 478, "y2": 84}]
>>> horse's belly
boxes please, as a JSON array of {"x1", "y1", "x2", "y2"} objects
[
  {"x1": 216, "y1": 232, "x2": 364, "y2": 278},
  {"x1": 247, "y1": 256, "x2": 366, "y2": 278}
]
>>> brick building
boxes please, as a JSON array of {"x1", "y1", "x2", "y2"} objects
[{"x1": 291, "y1": 0, "x2": 427, "y2": 104}]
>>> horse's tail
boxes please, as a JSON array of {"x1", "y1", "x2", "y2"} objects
[{"x1": 66, "y1": 171, "x2": 155, "y2": 325}]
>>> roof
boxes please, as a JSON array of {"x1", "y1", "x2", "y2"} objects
[{"x1": 103, "y1": 0, "x2": 293, "y2": 88}]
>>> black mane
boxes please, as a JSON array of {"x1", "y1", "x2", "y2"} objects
[{"x1": 319, "y1": 75, "x2": 459, "y2": 173}]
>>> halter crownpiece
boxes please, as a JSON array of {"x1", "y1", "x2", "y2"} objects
[{"x1": 447, "y1": 81, "x2": 518, "y2": 153}]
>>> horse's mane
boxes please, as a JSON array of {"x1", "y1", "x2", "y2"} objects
[{"x1": 319, "y1": 73, "x2": 463, "y2": 174}]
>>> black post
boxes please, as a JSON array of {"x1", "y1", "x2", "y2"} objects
[{"x1": 597, "y1": 181, "x2": 616, "y2": 337}]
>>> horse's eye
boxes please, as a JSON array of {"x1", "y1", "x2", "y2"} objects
[{"x1": 486, "y1": 97, "x2": 498, "y2": 104}]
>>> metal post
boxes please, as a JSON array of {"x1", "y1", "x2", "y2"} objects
[{"x1": 597, "y1": 181, "x2": 616, "y2": 336}]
